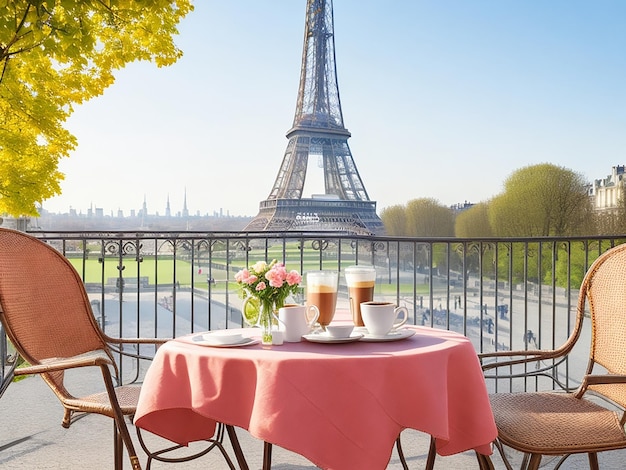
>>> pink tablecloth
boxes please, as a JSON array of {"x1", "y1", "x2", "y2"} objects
[{"x1": 135, "y1": 326, "x2": 496, "y2": 470}]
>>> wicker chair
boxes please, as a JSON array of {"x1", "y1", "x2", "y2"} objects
[
  {"x1": 479, "y1": 243, "x2": 626, "y2": 470},
  {"x1": 0, "y1": 228, "x2": 245, "y2": 469}
]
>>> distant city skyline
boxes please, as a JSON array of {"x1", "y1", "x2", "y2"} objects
[
  {"x1": 42, "y1": 192, "x2": 235, "y2": 219},
  {"x1": 42, "y1": 1, "x2": 626, "y2": 217}
]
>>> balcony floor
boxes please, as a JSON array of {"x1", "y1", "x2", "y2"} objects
[{"x1": 1, "y1": 373, "x2": 625, "y2": 469}]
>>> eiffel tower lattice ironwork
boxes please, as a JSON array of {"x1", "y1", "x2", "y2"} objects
[{"x1": 244, "y1": 0, "x2": 384, "y2": 235}]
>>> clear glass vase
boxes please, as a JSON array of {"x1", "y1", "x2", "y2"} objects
[{"x1": 259, "y1": 299, "x2": 275, "y2": 345}]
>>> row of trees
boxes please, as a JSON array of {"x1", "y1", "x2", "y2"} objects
[
  {"x1": 407, "y1": 238, "x2": 610, "y2": 290},
  {"x1": 382, "y1": 163, "x2": 624, "y2": 237}
]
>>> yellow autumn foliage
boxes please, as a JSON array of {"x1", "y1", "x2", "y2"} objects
[{"x1": 0, "y1": 0, "x2": 193, "y2": 216}]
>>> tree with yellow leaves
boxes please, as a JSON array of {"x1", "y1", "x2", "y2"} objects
[
  {"x1": 489, "y1": 163, "x2": 593, "y2": 237},
  {"x1": 0, "y1": 0, "x2": 193, "y2": 216}
]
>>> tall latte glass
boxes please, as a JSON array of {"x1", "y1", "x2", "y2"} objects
[
  {"x1": 345, "y1": 265, "x2": 376, "y2": 326},
  {"x1": 306, "y1": 271, "x2": 338, "y2": 328}
]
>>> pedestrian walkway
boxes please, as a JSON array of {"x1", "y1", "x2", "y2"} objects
[{"x1": 1, "y1": 372, "x2": 625, "y2": 469}]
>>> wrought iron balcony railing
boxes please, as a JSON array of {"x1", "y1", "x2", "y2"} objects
[{"x1": 2, "y1": 230, "x2": 624, "y2": 396}]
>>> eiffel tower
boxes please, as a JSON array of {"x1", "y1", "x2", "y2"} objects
[{"x1": 244, "y1": 0, "x2": 384, "y2": 235}]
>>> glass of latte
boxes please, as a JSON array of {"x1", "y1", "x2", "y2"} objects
[
  {"x1": 305, "y1": 271, "x2": 339, "y2": 329},
  {"x1": 344, "y1": 265, "x2": 376, "y2": 327}
]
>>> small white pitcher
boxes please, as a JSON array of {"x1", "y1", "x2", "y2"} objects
[{"x1": 278, "y1": 304, "x2": 320, "y2": 342}]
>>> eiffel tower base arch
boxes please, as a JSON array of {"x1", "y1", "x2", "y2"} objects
[{"x1": 244, "y1": 198, "x2": 385, "y2": 235}]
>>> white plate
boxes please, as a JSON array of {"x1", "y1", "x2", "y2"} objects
[
  {"x1": 302, "y1": 331, "x2": 364, "y2": 344},
  {"x1": 355, "y1": 328, "x2": 416, "y2": 342},
  {"x1": 192, "y1": 334, "x2": 260, "y2": 348},
  {"x1": 202, "y1": 331, "x2": 244, "y2": 345}
]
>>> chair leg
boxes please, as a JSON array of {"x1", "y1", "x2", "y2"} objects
[
  {"x1": 493, "y1": 439, "x2": 515, "y2": 470},
  {"x1": 528, "y1": 453, "x2": 542, "y2": 470},
  {"x1": 226, "y1": 425, "x2": 250, "y2": 470},
  {"x1": 62, "y1": 408, "x2": 72, "y2": 428},
  {"x1": 136, "y1": 422, "x2": 240, "y2": 469},
  {"x1": 101, "y1": 368, "x2": 142, "y2": 470},
  {"x1": 425, "y1": 436, "x2": 437, "y2": 470},
  {"x1": 395, "y1": 435, "x2": 409, "y2": 470},
  {"x1": 588, "y1": 452, "x2": 599, "y2": 470},
  {"x1": 476, "y1": 452, "x2": 495, "y2": 470},
  {"x1": 114, "y1": 423, "x2": 123, "y2": 470},
  {"x1": 114, "y1": 420, "x2": 142, "y2": 470},
  {"x1": 520, "y1": 453, "x2": 530, "y2": 469},
  {"x1": 262, "y1": 441, "x2": 272, "y2": 470},
  {"x1": 396, "y1": 434, "x2": 409, "y2": 470}
]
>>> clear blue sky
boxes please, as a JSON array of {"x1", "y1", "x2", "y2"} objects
[{"x1": 43, "y1": 1, "x2": 626, "y2": 217}]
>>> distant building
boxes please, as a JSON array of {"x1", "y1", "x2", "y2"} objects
[
  {"x1": 588, "y1": 165, "x2": 626, "y2": 214},
  {"x1": 0, "y1": 217, "x2": 29, "y2": 231},
  {"x1": 450, "y1": 201, "x2": 474, "y2": 214}
]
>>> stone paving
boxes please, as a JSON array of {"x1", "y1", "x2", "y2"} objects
[{"x1": 1, "y1": 372, "x2": 625, "y2": 469}]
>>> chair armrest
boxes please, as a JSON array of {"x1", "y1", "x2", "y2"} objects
[
  {"x1": 479, "y1": 349, "x2": 560, "y2": 371},
  {"x1": 103, "y1": 334, "x2": 170, "y2": 346},
  {"x1": 574, "y1": 374, "x2": 626, "y2": 398},
  {"x1": 13, "y1": 350, "x2": 112, "y2": 376},
  {"x1": 583, "y1": 374, "x2": 626, "y2": 386},
  {"x1": 103, "y1": 335, "x2": 170, "y2": 363}
]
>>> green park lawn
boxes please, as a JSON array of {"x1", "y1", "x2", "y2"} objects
[{"x1": 66, "y1": 242, "x2": 430, "y2": 296}]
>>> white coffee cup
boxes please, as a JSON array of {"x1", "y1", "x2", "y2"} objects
[
  {"x1": 278, "y1": 304, "x2": 320, "y2": 342},
  {"x1": 360, "y1": 301, "x2": 408, "y2": 336}
]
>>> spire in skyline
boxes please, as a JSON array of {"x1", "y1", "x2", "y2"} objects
[{"x1": 182, "y1": 187, "x2": 189, "y2": 218}]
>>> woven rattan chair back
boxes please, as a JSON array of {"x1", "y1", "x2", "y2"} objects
[
  {"x1": 0, "y1": 229, "x2": 247, "y2": 470},
  {"x1": 582, "y1": 243, "x2": 626, "y2": 408},
  {"x1": 0, "y1": 228, "x2": 113, "y2": 395},
  {"x1": 479, "y1": 243, "x2": 626, "y2": 470},
  {"x1": 0, "y1": 228, "x2": 141, "y2": 469}
]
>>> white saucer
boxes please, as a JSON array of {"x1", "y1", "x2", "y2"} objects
[
  {"x1": 192, "y1": 334, "x2": 260, "y2": 348},
  {"x1": 355, "y1": 328, "x2": 416, "y2": 342},
  {"x1": 302, "y1": 331, "x2": 364, "y2": 344}
]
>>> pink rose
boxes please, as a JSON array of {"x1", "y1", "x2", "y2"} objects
[
  {"x1": 235, "y1": 269, "x2": 249, "y2": 283},
  {"x1": 286, "y1": 270, "x2": 301, "y2": 286},
  {"x1": 255, "y1": 281, "x2": 266, "y2": 291},
  {"x1": 266, "y1": 264, "x2": 287, "y2": 288}
]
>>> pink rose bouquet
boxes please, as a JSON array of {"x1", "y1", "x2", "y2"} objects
[{"x1": 235, "y1": 259, "x2": 302, "y2": 308}]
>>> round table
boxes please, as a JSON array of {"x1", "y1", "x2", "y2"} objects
[{"x1": 135, "y1": 326, "x2": 496, "y2": 470}]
